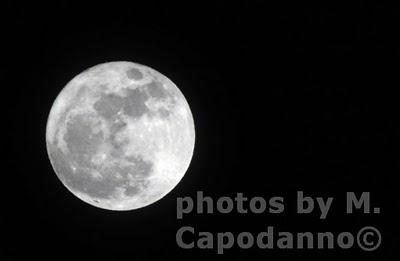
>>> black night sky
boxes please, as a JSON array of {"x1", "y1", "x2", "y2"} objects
[{"x1": 2, "y1": 1, "x2": 400, "y2": 260}]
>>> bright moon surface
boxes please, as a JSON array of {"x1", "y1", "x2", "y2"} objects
[{"x1": 46, "y1": 61, "x2": 195, "y2": 210}]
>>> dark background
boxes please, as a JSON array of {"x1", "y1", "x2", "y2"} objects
[{"x1": 2, "y1": 1, "x2": 400, "y2": 260}]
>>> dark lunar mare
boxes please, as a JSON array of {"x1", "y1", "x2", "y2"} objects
[
  {"x1": 144, "y1": 80, "x2": 176, "y2": 118},
  {"x1": 50, "y1": 109, "x2": 154, "y2": 200},
  {"x1": 93, "y1": 80, "x2": 175, "y2": 121},
  {"x1": 63, "y1": 114, "x2": 104, "y2": 166},
  {"x1": 49, "y1": 143, "x2": 153, "y2": 200},
  {"x1": 126, "y1": 68, "x2": 143, "y2": 80},
  {"x1": 145, "y1": 80, "x2": 168, "y2": 99},
  {"x1": 93, "y1": 88, "x2": 150, "y2": 119},
  {"x1": 122, "y1": 88, "x2": 149, "y2": 118},
  {"x1": 93, "y1": 93, "x2": 124, "y2": 119}
]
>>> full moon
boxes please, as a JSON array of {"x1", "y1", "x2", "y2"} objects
[{"x1": 46, "y1": 61, "x2": 195, "y2": 210}]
